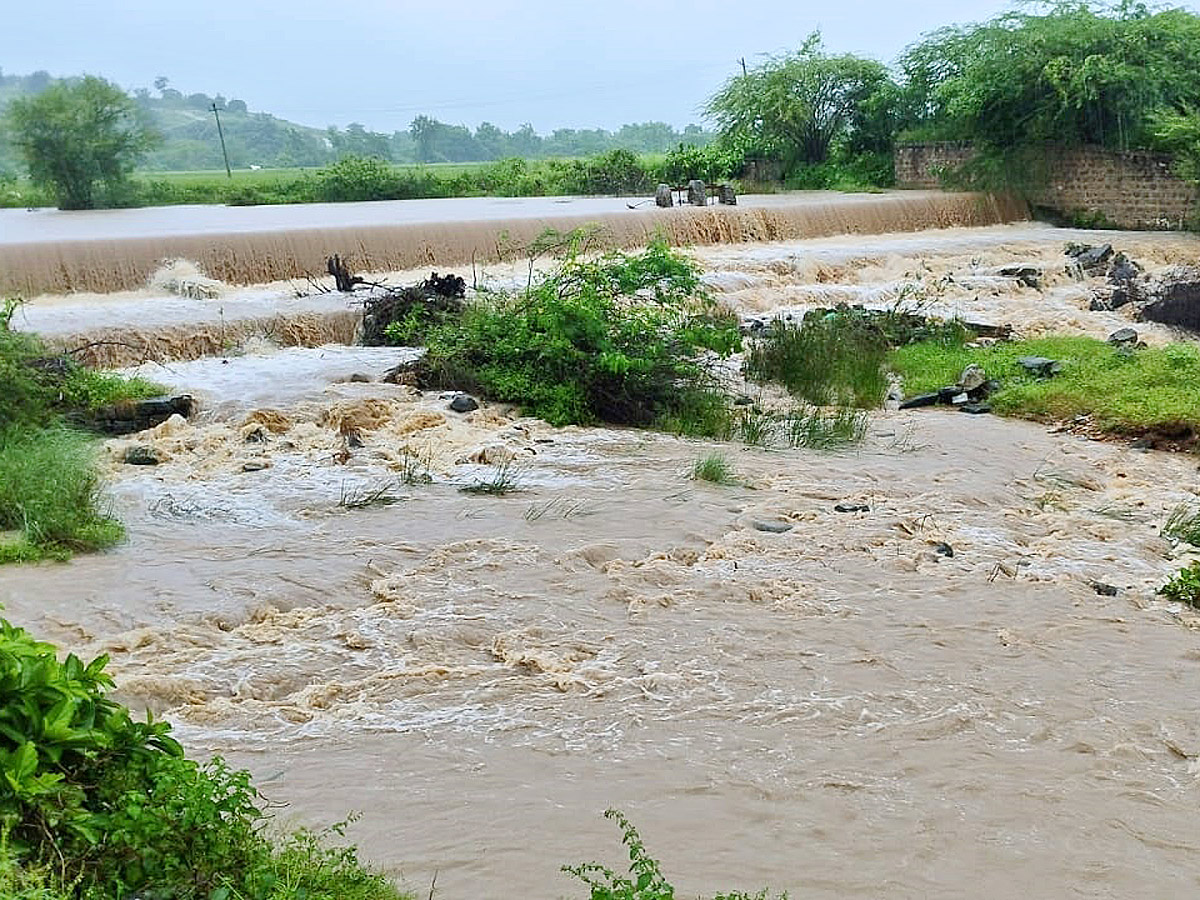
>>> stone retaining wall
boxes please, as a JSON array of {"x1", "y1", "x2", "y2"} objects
[{"x1": 895, "y1": 142, "x2": 1199, "y2": 230}]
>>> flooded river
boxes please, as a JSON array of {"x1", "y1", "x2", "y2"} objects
[{"x1": 3, "y1": 200, "x2": 1200, "y2": 898}]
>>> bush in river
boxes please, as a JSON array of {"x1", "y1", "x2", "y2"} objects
[
  {"x1": 0, "y1": 617, "x2": 405, "y2": 900},
  {"x1": 417, "y1": 237, "x2": 742, "y2": 431}
]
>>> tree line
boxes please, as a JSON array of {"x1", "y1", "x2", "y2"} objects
[{"x1": 6, "y1": 2, "x2": 1200, "y2": 208}]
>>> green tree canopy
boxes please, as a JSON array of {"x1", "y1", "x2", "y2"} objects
[
  {"x1": 4, "y1": 75, "x2": 158, "y2": 208},
  {"x1": 898, "y1": 2, "x2": 1200, "y2": 151},
  {"x1": 705, "y1": 33, "x2": 897, "y2": 167}
]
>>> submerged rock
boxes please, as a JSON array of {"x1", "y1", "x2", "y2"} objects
[
  {"x1": 834, "y1": 502, "x2": 870, "y2": 513},
  {"x1": 752, "y1": 520, "x2": 793, "y2": 534}
]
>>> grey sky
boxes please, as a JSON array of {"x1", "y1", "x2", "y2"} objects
[{"x1": 4, "y1": 1, "x2": 1197, "y2": 133}]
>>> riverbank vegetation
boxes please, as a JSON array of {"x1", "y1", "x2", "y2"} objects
[
  {"x1": 0, "y1": 301, "x2": 161, "y2": 562},
  {"x1": 0, "y1": 616, "x2": 406, "y2": 900},
  {"x1": 890, "y1": 334, "x2": 1200, "y2": 440}
]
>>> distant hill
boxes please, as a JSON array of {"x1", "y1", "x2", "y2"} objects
[{"x1": 0, "y1": 71, "x2": 713, "y2": 174}]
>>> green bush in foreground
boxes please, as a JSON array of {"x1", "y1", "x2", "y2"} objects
[
  {"x1": 890, "y1": 335, "x2": 1200, "y2": 437},
  {"x1": 418, "y1": 238, "x2": 742, "y2": 432},
  {"x1": 0, "y1": 617, "x2": 404, "y2": 900}
]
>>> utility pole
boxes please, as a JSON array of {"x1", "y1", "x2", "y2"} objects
[{"x1": 211, "y1": 102, "x2": 232, "y2": 179}]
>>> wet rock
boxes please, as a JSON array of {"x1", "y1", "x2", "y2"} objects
[
  {"x1": 123, "y1": 444, "x2": 163, "y2": 466},
  {"x1": 449, "y1": 393, "x2": 480, "y2": 413},
  {"x1": 993, "y1": 263, "x2": 1042, "y2": 289},
  {"x1": 347, "y1": 372, "x2": 372, "y2": 383},
  {"x1": 1018, "y1": 356, "x2": 1062, "y2": 378},
  {"x1": 930, "y1": 541, "x2": 954, "y2": 558},
  {"x1": 1107, "y1": 327, "x2": 1139, "y2": 347},
  {"x1": 834, "y1": 502, "x2": 869, "y2": 513},
  {"x1": 960, "y1": 402, "x2": 992, "y2": 415},
  {"x1": 687, "y1": 179, "x2": 707, "y2": 207},
  {"x1": 718, "y1": 184, "x2": 738, "y2": 206},
  {"x1": 1066, "y1": 242, "x2": 1113, "y2": 274},
  {"x1": 899, "y1": 392, "x2": 940, "y2": 410},
  {"x1": 1139, "y1": 269, "x2": 1200, "y2": 331},
  {"x1": 241, "y1": 459, "x2": 271, "y2": 472},
  {"x1": 1109, "y1": 252, "x2": 1143, "y2": 285},
  {"x1": 655, "y1": 183, "x2": 673, "y2": 208},
  {"x1": 959, "y1": 364, "x2": 986, "y2": 393},
  {"x1": 1091, "y1": 581, "x2": 1119, "y2": 597},
  {"x1": 752, "y1": 520, "x2": 793, "y2": 534},
  {"x1": 92, "y1": 395, "x2": 195, "y2": 436}
]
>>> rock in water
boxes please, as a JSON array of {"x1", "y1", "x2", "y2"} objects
[
  {"x1": 687, "y1": 179, "x2": 707, "y2": 207},
  {"x1": 449, "y1": 393, "x2": 479, "y2": 413},
  {"x1": 655, "y1": 184, "x2": 673, "y2": 208},
  {"x1": 123, "y1": 444, "x2": 163, "y2": 466},
  {"x1": 1066, "y1": 243, "x2": 1113, "y2": 274},
  {"x1": 93, "y1": 395, "x2": 195, "y2": 435}
]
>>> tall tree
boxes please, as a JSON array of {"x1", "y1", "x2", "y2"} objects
[
  {"x1": 705, "y1": 33, "x2": 896, "y2": 168},
  {"x1": 5, "y1": 76, "x2": 158, "y2": 209}
]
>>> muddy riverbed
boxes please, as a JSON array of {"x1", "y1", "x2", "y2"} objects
[{"x1": 3, "y1": 215, "x2": 1200, "y2": 898}]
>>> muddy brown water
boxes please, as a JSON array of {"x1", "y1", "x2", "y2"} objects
[{"x1": 3, "y1": 203, "x2": 1200, "y2": 898}]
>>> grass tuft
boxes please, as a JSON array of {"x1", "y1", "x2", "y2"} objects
[
  {"x1": 786, "y1": 403, "x2": 868, "y2": 449},
  {"x1": 692, "y1": 453, "x2": 739, "y2": 485},
  {"x1": 1162, "y1": 503, "x2": 1200, "y2": 546},
  {"x1": 460, "y1": 459, "x2": 525, "y2": 495},
  {"x1": 0, "y1": 425, "x2": 124, "y2": 558}
]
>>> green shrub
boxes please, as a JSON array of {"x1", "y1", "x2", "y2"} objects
[
  {"x1": 1160, "y1": 562, "x2": 1200, "y2": 608},
  {"x1": 419, "y1": 237, "x2": 741, "y2": 431},
  {"x1": 564, "y1": 809, "x2": 782, "y2": 900},
  {"x1": 0, "y1": 618, "x2": 404, "y2": 900},
  {"x1": 313, "y1": 156, "x2": 399, "y2": 202}
]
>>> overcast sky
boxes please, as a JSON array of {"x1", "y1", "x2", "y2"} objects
[{"x1": 4, "y1": 1, "x2": 1198, "y2": 134}]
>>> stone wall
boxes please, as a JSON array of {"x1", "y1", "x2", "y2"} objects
[
  {"x1": 895, "y1": 142, "x2": 1199, "y2": 230},
  {"x1": 894, "y1": 142, "x2": 976, "y2": 190}
]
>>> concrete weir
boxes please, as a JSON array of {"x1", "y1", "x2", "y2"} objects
[{"x1": 0, "y1": 190, "x2": 1026, "y2": 296}]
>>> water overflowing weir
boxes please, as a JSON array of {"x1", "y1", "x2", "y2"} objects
[{"x1": 0, "y1": 190, "x2": 1025, "y2": 296}]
